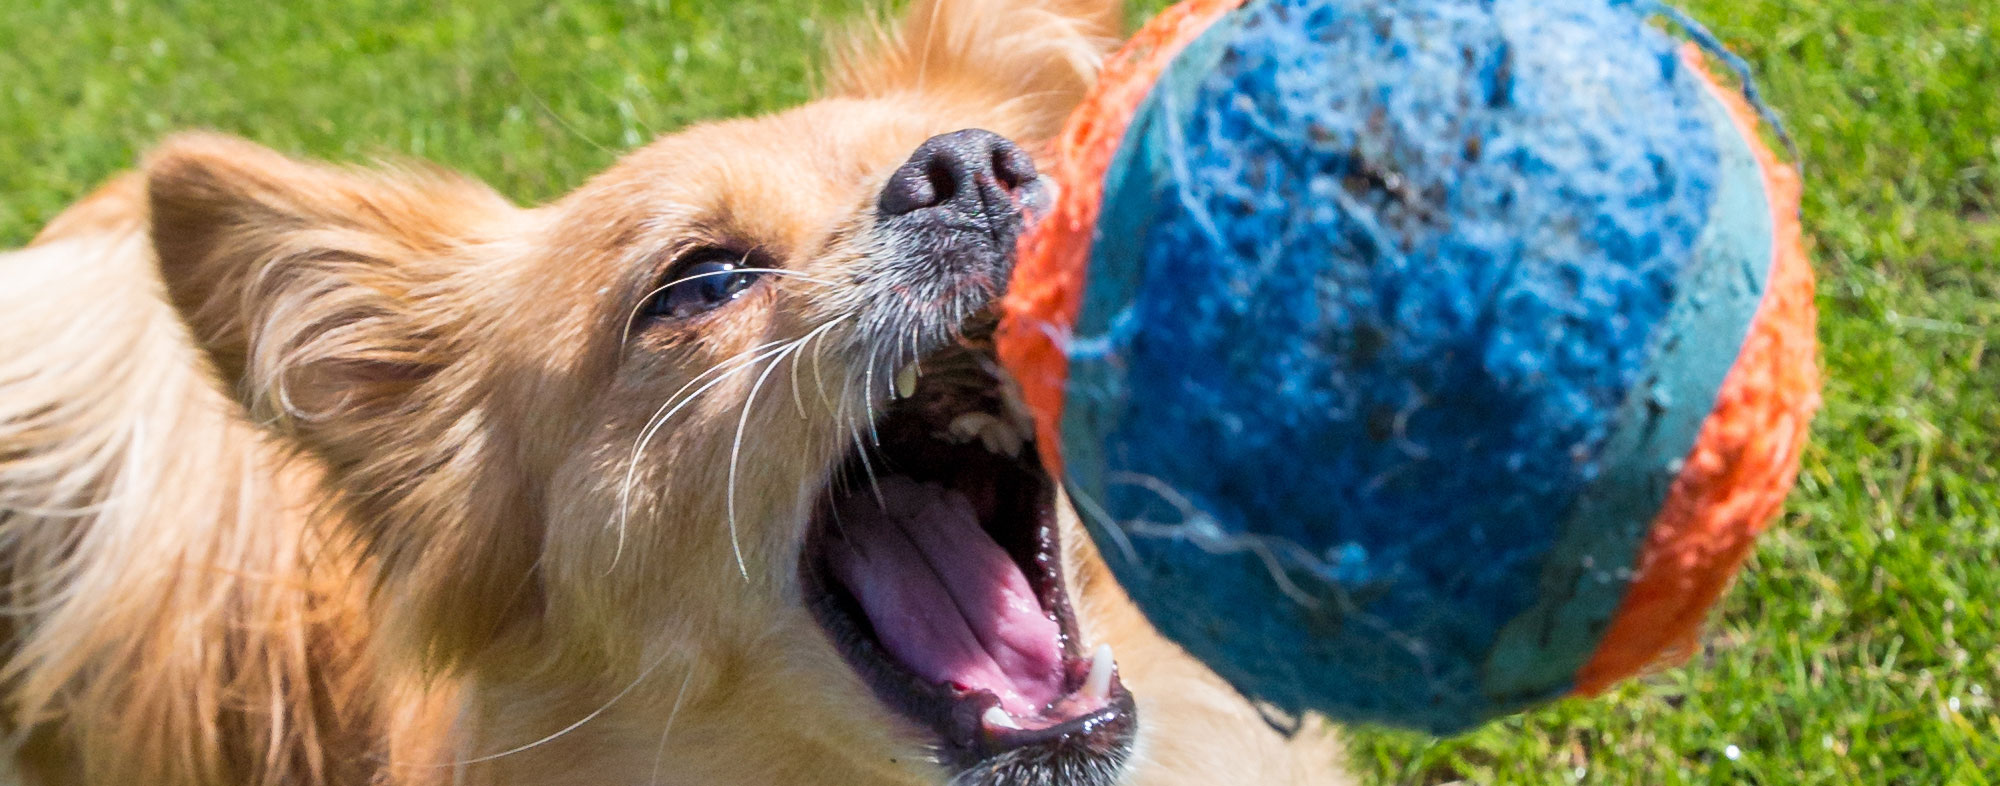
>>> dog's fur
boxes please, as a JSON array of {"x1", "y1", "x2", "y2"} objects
[{"x1": 0, "y1": 1, "x2": 1348, "y2": 784}]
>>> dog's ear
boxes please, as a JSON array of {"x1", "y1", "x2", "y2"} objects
[
  {"x1": 147, "y1": 133, "x2": 504, "y2": 427},
  {"x1": 830, "y1": 0, "x2": 1124, "y2": 141},
  {"x1": 147, "y1": 133, "x2": 539, "y2": 666}
]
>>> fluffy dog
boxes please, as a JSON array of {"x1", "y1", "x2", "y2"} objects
[{"x1": 0, "y1": 1, "x2": 1348, "y2": 784}]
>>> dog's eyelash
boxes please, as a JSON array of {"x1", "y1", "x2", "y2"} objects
[
  {"x1": 619, "y1": 246, "x2": 844, "y2": 347},
  {"x1": 624, "y1": 246, "x2": 768, "y2": 330},
  {"x1": 639, "y1": 250, "x2": 763, "y2": 321}
]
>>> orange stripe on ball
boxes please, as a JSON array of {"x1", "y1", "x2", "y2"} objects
[
  {"x1": 997, "y1": 0, "x2": 1246, "y2": 478},
  {"x1": 1573, "y1": 48, "x2": 1820, "y2": 696}
]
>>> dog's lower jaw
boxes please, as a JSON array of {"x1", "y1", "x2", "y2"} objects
[{"x1": 447, "y1": 506, "x2": 1348, "y2": 786}]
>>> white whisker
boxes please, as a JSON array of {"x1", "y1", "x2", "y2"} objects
[
  {"x1": 723, "y1": 328, "x2": 828, "y2": 581},
  {"x1": 861, "y1": 360, "x2": 881, "y2": 443},
  {"x1": 619, "y1": 268, "x2": 842, "y2": 349},
  {"x1": 647, "y1": 667, "x2": 698, "y2": 786},
  {"x1": 836, "y1": 373, "x2": 889, "y2": 511},
  {"x1": 852, "y1": 429, "x2": 888, "y2": 511},
  {"x1": 787, "y1": 320, "x2": 843, "y2": 420},
  {"x1": 808, "y1": 319, "x2": 841, "y2": 414},
  {"x1": 608, "y1": 338, "x2": 795, "y2": 575},
  {"x1": 436, "y1": 647, "x2": 675, "y2": 767}
]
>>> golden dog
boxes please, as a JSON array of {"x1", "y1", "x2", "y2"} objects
[{"x1": 0, "y1": 1, "x2": 1348, "y2": 784}]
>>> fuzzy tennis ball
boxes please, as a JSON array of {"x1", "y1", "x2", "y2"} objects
[{"x1": 997, "y1": 0, "x2": 1819, "y2": 733}]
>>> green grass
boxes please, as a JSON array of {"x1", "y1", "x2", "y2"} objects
[{"x1": 3, "y1": 0, "x2": 1994, "y2": 783}]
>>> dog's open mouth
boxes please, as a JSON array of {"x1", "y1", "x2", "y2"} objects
[{"x1": 800, "y1": 323, "x2": 1136, "y2": 772}]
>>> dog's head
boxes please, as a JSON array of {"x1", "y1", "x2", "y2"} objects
[{"x1": 147, "y1": 2, "x2": 1140, "y2": 783}]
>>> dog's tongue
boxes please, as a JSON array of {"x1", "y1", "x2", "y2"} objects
[{"x1": 826, "y1": 477, "x2": 1065, "y2": 717}]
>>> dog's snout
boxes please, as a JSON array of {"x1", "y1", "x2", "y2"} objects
[
  {"x1": 878, "y1": 129, "x2": 1037, "y2": 218},
  {"x1": 866, "y1": 129, "x2": 1042, "y2": 338}
]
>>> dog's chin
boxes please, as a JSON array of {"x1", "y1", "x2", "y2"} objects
[{"x1": 796, "y1": 315, "x2": 1137, "y2": 786}]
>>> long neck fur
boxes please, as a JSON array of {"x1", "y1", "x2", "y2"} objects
[{"x1": 0, "y1": 178, "x2": 453, "y2": 786}]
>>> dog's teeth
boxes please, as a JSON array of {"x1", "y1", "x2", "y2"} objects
[
  {"x1": 947, "y1": 412, "x2": 998, "y2": 444},
  {"x1": 1083, "y1": 644, "x2": 1115, "y2": 701},
  {"x1": 976, "y1": 416, "x2": 1016, "y2": 454},
  {"x1": 895, "y1": 363, "x2": 919, "y2": 399},
  {"x1": 983, "y1": 706, "x2": 1022, "y2": 730},
  {"x1": 946, "y1": 411, "x2": 1024, "y2": 457},
  {"x1": 980, "y1": 419, "x2": 1023, "y2": 458}
]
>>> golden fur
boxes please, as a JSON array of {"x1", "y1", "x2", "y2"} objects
[{"x1": 0, "y1": 2, "x2": 1349, "y2": 784}]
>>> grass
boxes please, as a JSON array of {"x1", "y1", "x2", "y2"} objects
[{"x1": 3, "y1": 0, "x2": 1994, "y2": 783}]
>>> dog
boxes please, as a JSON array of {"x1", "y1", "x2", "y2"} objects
[{"x1": 0, "y1": 1, "x2": 1350, "y2": 784}]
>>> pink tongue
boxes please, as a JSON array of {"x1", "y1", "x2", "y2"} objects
[{"x1": 826, "y1": 477, "x2": 1065, "y2": 717}]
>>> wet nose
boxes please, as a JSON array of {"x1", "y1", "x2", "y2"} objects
[{"x1": 878, "y1": 129, "x2": 1038, "y2": 218}]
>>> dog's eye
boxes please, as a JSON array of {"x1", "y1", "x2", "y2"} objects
[{"x1": 641, "y1": 251, "x2": 761, "y2": 321}]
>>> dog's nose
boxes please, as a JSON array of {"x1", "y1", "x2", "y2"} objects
[{"x1": 878, "y1": 129, "x2": 1037, "y2": 218}]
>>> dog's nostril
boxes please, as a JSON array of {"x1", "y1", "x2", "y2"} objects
[
  {"x1": 879, "y1": 129, "x2": 1036, "y2": 218},
  {"x1": 990, "y1": 145, "x2": 1035, "y2": 193},
  {"x1": 880, "y1": 152, "x2": 946, "y2": 216},
  {"x1": 923, "y1": 156, "x2": 959, "y2": 206}
]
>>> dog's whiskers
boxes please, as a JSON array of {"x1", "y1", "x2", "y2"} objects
[
  {"x1": 647, "y1": 666, "x2": 698, "y2": 786},
  {"x1": 861, "y1": 360, "x2": 882, "y2": 447},
  {"x1": 433, "y1": 646, "x2": 679, "y2": 768},
  {"x1": 723, "y1": 320, "x2": 846, "y2": 581},
  {"x1": 618, "y1": 268, "x2": 841, "y2": 349},
  {"x1": 787, "y1": 319, "x2": 843, "y2": 422},
  {"x1": 808, "y1": 317, "x2": 841, "y2": 416},
  {"x1": 609, "y1": 337, "x2": 795, "y2": 574},
  {"x1": 835, "y1": 370, "x2": 889, "y2": 512},
  {"x1": 444, "y1": 320, "x2": 854, "y2": 764}
]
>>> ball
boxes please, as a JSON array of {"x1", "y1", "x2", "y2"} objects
[{"x1": 997, "y1": 0, "x2": 1819, "y2": 733}]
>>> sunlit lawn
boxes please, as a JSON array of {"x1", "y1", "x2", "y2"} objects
[{"x1": 4, "y1": 0, "x2": 1994, "y2": 782}]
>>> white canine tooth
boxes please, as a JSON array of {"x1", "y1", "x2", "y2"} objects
[
  {"x1": 1083, "y1": 643, "x2": 1115, "y2": 701},
  {"x1": 948, "y1": 412, "x2": 1000, "y2": 444},
  {"x1": 947, "y1": 411, "x2": 1025, "y2": 457},
  {"x1": 895, "y1": 363, "x2": 919, "y2": 399},
  {"x1": 979, "y1": 418, "x2": 1024, "y2": 458},
  {"x1": 942, "y1": 411, "x2": 1026, "y2": 457},
  {"x1": 983, "y1": 706, "x2": 1022, "y2": 730}
]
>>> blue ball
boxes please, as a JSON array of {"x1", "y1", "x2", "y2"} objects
[{"x1": 1054, "y1": 0, "x2": 1738, "y2": 732}]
